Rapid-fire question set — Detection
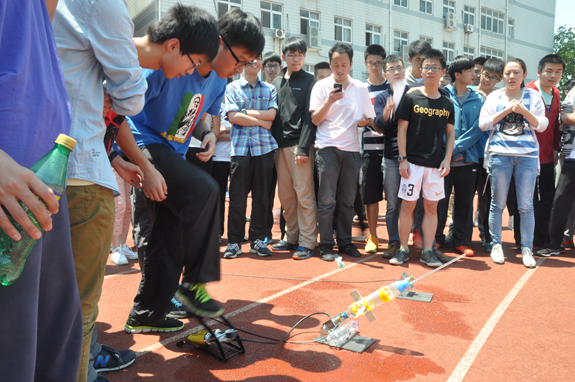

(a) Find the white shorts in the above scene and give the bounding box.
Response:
[398,163,445,201]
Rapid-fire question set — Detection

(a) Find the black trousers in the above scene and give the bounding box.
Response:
[436,164,478,246]
[227,150,275,243]
[476,159,492,243]
[549,160,575,248]
[130,144,221,324]
[515,162,556,247]
[266,165,286,239]
[211,161,230,237]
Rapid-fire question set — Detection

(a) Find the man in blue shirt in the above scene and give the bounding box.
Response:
[223,55,278,259]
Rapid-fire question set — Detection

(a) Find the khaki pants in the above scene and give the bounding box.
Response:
[275,146,317,249]
[67,185,115,382]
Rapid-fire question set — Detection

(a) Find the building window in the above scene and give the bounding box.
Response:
[420,0,432,14]
[261,1,282,29]
[481,8,505,34]
[303,64,313,74]
[442,41,455,63]
[300,10,320,35]
[394,0,407,6]
[335,17,352,43]
[217,0,241,19]
[394,30,408,53]
[420,36,433,45]
[508,19,515,38]
[463,5,475,26]
[366,24,382,46]
[480,46,504,59]
[463,46,475,58]
[443,0,455,17]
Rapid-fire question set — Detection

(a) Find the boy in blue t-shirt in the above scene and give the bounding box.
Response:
[123,9,266,333]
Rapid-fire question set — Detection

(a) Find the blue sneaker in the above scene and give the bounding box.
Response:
[485,242,493,253]
[293,246,314,260]
[250,239,272,257]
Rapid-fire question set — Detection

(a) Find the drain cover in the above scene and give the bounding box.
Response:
[397,290,434,303]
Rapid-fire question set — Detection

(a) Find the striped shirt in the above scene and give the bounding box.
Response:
[226,76,278,157]
[489,90,538,158]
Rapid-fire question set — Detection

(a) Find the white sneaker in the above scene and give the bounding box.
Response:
[120,244,138,260]
[490,244,505,264]
[522,247,536,268]
[111,247,128,265]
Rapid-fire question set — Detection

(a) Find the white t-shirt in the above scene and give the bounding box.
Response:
[310,76,375,152]
[213,117,233,162]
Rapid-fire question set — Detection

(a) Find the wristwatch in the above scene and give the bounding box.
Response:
[240,109,247,114]
[397,155,407,162]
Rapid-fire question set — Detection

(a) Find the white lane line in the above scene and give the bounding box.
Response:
[135,254,380,357]
[446,257,546,382]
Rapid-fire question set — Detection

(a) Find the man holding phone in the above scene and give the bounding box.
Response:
[310,42,375,261]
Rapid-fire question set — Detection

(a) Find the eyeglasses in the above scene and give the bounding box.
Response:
[285,53,304,60]
[482,73,501,82]
[422,66,443,72]
[385,65,405,73]
[265,65,280,70]
[222,37,254,68]
[366,61,383,68]
[186,53,201,69]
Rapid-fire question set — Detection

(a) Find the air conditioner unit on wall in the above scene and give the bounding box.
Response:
[274,29,286,39]
[444,12,456,31]
[307,26,321,48]
[464,23,474,33]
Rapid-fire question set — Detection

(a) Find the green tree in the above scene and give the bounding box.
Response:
[554,25,575,99]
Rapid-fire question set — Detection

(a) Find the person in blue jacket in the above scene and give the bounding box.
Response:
[435,55,485,256]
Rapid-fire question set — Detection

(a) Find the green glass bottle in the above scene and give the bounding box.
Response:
[0,134,76,286]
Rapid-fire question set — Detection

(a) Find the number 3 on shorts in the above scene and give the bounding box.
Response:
[406,184,414,196]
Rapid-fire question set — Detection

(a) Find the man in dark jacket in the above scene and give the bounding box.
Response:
[271,37,318,260]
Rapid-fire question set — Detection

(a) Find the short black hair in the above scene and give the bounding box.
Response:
[314,61,330,76]
[448,55,475,82]
[364,44,386,61]
[383,54,403,70]
[538,54,566,72]
[473,56,487,66]
[482,58,504,76]
[263,52,281,66]
[283,36,307,55]
[329,42,353,62]
[565,78,575,92]
[218,8,265,58]
[147,4,219,61]
[408,40,432,58]
[420,49,446,69]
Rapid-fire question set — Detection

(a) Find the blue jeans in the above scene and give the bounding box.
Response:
[488,155,538,249]
[383,158,401,245]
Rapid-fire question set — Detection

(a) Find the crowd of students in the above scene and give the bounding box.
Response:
[1,1,572,381]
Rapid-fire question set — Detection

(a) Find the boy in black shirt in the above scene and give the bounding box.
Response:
[392,49,455,268]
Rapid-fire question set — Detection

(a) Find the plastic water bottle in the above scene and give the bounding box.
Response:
[341,279,412,319]
[0,134,76,286]
[326,320,359,347]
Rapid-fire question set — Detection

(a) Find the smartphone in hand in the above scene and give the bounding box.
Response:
[334,83,343,93]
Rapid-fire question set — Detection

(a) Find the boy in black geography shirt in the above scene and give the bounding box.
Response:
[391,49,455,268]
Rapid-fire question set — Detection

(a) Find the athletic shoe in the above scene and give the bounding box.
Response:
[433,246,457,263]
[223,243,242,259]
[535,248,551,257]
[320,246,335,262]
[444,234,454,248]
[124,316,184,334]
[561,239,574,249]
[175,283,225,318]
[293,246,314,260]
[490,244,505,264]
[272,240,298,251]
[250,239,272,257]
[110,247,128,265]
[390,248,410,265]
[412,231,423,249]
[364,236,379,253]
[339,243,361,257]
[166,298,193,319]
[120,244,139,260]
[522,247,536,268]
[93,344,136,372]
[420,250,441,268]
[548,248,561,256]
[485,242,493,253]
[383,244,400,259]
[455,245,475,257]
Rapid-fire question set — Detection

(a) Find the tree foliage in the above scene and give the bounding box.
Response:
[554,25,575,98]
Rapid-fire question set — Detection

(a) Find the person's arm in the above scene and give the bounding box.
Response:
[0,150,58,241]
[246,109,276,121]
[479,91,502,131]
[115,120,167,201]
[515,92,548,132]
[296,77,318,161]
[440,122,455,177]
[311,88,343,125]
[397,119,410,179]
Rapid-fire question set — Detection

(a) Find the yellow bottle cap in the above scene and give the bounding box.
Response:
[55,134,76,152]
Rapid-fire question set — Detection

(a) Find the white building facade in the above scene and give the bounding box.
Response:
[127,0,556,83]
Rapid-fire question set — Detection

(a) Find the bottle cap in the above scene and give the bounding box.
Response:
[55,134,77,152]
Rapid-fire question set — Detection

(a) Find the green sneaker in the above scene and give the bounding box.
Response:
[175,283,225,318]
[124,316,184,334]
